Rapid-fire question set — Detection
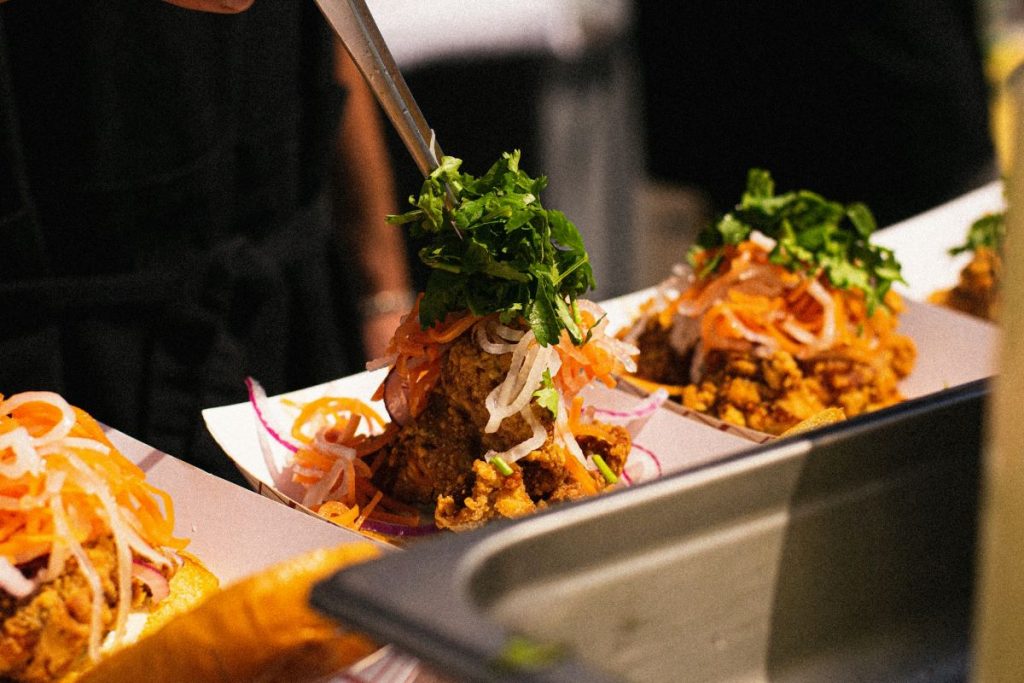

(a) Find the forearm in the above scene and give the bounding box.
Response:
[331,42,413,358]
[332,41,412,298]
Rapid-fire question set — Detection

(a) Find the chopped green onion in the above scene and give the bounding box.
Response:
[592,454,618,484]
[492,635,564,672]
[491,456,514,477]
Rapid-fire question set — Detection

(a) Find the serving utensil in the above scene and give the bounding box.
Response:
[314,0,444,177]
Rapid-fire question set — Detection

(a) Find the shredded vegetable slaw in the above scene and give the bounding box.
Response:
[621,170,917,436]
[248,381,431,538]
[0,392,186,662]
[639,238,909,371]
[248,296,647,538]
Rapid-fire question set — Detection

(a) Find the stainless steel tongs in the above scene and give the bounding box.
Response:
[314,0,444,177]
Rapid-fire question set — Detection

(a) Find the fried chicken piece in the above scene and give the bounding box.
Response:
[679,345,916,436]
[435,460,537,531]
[373,333,554,504]
[929,247,1001,321]
[0,537,119,683]
[435,424,630,531]
[375,329,630,529]
[633,322,691,387]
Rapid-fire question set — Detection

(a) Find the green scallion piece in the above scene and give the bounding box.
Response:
[491,456,514,477]
[592,454,618,484]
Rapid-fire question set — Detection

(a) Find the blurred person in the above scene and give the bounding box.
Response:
[0,0,413,484]
[635,0,997,228]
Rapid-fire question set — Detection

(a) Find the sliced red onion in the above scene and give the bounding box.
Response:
[302,453,348,509]
[343,644,422,683]
[0,557,35,599]
[245,377,300,453]
[131,560,170,603]
[805,278,837,349]
[625,442,663,482]
[382,367,410,427]
[359,517,441,538]
[365,353,398,372]
[484,334,557,434]
[591,389,669,423]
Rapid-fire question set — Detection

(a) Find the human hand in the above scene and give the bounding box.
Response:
[162,0,254,12]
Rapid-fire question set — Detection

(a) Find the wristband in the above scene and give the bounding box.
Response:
[358,289,416,319]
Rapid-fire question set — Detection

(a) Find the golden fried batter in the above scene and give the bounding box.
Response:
[0,537,118,683]
[633,324,691,387]
[679,343,916,435]
[373,329,630,530]
[929,247,1001,321]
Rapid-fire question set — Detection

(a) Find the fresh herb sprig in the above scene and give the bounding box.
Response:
[949,212,1005,256]
[687,168,904,313]
[387,151,595,346]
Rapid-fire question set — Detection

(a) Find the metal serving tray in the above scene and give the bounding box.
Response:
[312,380,987,682]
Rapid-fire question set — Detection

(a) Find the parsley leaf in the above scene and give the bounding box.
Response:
[949,212,1005,256]
[689,169,905,313]
[388,151,595,346]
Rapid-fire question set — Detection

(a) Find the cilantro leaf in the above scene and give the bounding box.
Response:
[690,168,905,313]
[388,151,595,345]
[949,212,1005,256]
[532,369,560,416]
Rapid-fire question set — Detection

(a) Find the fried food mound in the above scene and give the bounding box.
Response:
[632,297,917,436]
[0,538,119,683]
[929,247,1001,321]
[372,332,630,531]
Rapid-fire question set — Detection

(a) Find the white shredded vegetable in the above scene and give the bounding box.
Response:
[0,391,175,663]
[483,330,560,433]
[484,405,547,464]
[473,300,638,476]
[0,557,35,599]
[301,455,349,509]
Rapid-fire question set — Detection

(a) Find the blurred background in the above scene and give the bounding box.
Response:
[368,0,1024,300]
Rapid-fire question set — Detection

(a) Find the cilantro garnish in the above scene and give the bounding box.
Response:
[949,212,1005,256]
[387,151,595,346]
[532,369,560,417]
[687,169,905,313]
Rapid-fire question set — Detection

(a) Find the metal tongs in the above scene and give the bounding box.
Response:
[314,0,444,177]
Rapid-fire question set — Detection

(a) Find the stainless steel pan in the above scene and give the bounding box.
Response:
[313,380,987,682]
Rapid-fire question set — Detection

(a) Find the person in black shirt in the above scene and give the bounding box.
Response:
[635,1,997,227]
[0,0,412,484]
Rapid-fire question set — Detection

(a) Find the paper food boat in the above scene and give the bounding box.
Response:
[602,293,999,443]
[106,426,384,586]
[203,181,1002,523]
[202,369,753,533]
[597,181,1003,443]
[873,179,1005,301]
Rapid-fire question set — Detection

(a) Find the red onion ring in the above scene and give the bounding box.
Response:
[626,442,663,480]
[245,377,300,453]
[131,560,170,603]
[381,368,411,427]
[590,389,669,423]
[359,517,441,538]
